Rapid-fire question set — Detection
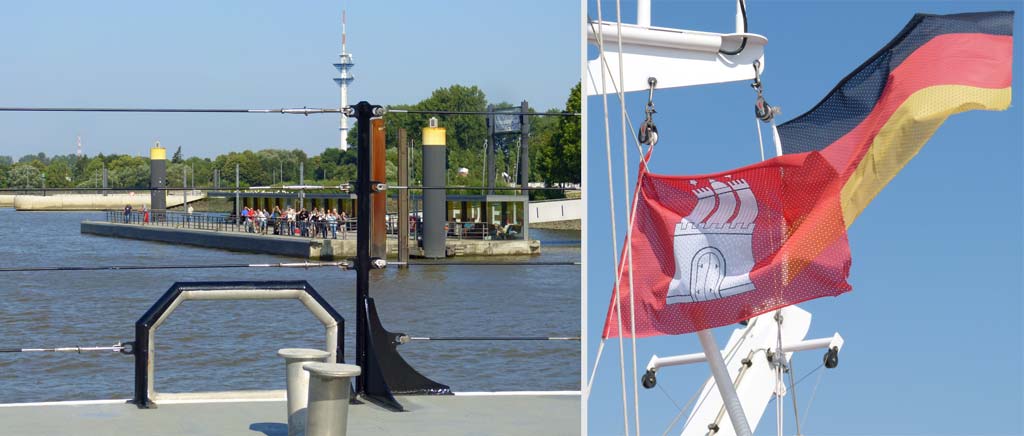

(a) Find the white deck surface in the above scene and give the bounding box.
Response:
[0,393,580,435]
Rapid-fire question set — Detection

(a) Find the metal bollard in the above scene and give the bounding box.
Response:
[303,362,362,436]
[278,348,332,436]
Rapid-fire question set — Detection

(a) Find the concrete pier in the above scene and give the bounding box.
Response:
[80,221,540,259]
[13,193,204,211]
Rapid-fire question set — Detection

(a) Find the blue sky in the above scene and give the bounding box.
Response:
[0,0,579,158]
[586,1,1022,435]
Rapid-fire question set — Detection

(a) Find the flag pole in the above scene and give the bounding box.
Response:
[696,329,753,436]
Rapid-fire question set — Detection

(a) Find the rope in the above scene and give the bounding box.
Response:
[593,1,631,433]
[613,0,642,433]
[800,362,826,430]
[775,312,784,436]
[585,19,650,174]
[584,339,606,401]
[788,353,803,436]
[755,117,766,162]
[771,119,784,157]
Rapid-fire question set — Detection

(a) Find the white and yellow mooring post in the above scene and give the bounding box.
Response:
[149,142,167,220]
[422,118,447,258]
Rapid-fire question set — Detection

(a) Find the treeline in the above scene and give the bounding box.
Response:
[0,83,581,197]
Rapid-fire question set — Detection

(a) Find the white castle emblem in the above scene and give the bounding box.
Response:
[666,178,758,304]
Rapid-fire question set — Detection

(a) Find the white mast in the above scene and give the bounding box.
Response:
[333,10,355,151]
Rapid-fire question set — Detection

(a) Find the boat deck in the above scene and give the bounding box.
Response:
[0,392,579,435]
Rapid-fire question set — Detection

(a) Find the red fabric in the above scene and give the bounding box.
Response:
[603,152,853,338]
[819,33,1013,176]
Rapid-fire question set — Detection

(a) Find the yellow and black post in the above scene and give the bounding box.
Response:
[422,118,447,258]
[149,142,167,221]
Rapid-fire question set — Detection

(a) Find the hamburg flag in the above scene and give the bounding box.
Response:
[603,11,1013,338]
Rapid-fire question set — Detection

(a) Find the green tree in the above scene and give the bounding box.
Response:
[538,83,581,186]
[44,160,73,188]
[172,146,183,163]
[9,163,42,188]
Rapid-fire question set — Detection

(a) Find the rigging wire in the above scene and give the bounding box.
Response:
[0,261,579,274]
[0,106,582,117]
[0,186,579,193]
[613,1,642,433]
[0,107,341,114]
[671,319,760,435]
[800,361,826,430]
[593,1,632,434]
[584,340,606,401]
[584,19,651,173]
[385,109,580,117]
[788,352,803,436]
[581,23,654,417]
[0,261,350,273]
[401,336,579,342]
[660,378,709,436]
[0,343,129,354]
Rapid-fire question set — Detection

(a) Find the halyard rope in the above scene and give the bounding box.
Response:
[593,1,631,433]
[613,0,643,433]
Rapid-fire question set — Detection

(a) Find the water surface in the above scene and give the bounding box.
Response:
[0,209,580,403]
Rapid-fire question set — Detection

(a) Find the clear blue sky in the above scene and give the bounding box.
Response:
[0,0,579,158]
[586,1,1022,435]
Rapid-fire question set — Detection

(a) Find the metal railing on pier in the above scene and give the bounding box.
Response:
[105,210,525,241]
[105,210,359,239]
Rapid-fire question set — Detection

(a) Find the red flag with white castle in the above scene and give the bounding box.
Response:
[602,151,853,338]
[602,11,1013,338]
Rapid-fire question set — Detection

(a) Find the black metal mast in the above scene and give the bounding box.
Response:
[352,101,377,394]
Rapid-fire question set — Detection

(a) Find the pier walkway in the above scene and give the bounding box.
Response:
[81,221,540,259]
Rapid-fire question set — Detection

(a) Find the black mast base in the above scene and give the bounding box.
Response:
[359,297,452,412]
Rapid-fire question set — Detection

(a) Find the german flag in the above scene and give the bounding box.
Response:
[777,11,1014,226]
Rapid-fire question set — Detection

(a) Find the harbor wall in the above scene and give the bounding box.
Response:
[528,199,581,230]
[81,221,539,259]
[0,195,14,208]
[81,221,311,258]
[15,193,205,211]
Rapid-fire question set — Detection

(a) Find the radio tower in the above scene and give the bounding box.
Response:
[333,10,355,151]
[76,135,83,157]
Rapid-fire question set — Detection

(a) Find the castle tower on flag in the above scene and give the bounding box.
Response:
[333,11,355,151]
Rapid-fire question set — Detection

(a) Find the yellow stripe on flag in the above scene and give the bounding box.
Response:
[841,85,1011,226]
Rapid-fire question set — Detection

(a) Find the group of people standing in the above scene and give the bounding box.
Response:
[240,206,349,239]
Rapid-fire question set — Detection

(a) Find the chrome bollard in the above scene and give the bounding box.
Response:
[303,362,362,436]
[278,348,332,436]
